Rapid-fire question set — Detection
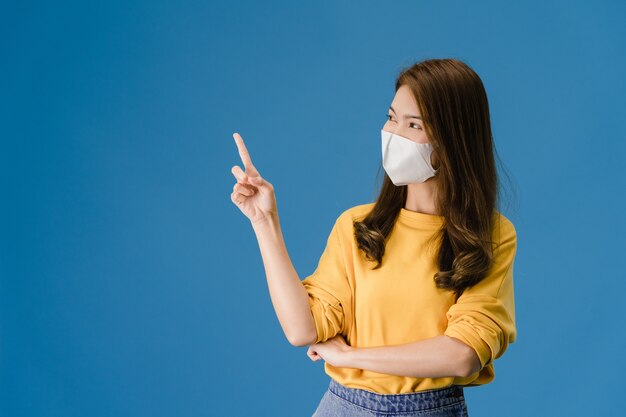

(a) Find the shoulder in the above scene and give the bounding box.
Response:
[332,205,517,240]
[336,202,376,225]
[492,210,517,246]
[328,202,375,240]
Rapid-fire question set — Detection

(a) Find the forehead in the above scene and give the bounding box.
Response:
[390,84,420,115]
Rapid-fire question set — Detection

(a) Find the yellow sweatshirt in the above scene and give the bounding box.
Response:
[301,202,517,394]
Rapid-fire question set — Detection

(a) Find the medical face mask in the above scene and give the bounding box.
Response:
[381,129,439,185]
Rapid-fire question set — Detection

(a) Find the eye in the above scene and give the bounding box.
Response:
[386,114,396,122]
[410,123,423,130]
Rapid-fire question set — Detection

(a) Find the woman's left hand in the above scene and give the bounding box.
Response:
[307,334,354,368]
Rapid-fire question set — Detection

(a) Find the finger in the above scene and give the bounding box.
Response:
[232,187,252,201]
[234,181,257,193]
[249,175,273,191]
[231,165,250,183]
[231,191,245,206]
[233,133,260,175]
[231,166,265,191]
[307,350,321,361]
[234,182,256,196]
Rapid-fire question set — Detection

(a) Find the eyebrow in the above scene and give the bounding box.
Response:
[389,106,422,120]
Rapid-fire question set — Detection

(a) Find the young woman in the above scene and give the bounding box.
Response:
[230,58,517,417]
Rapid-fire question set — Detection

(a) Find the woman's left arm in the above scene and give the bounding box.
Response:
[308,334,480,378]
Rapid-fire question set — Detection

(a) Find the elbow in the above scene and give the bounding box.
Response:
[445,335,483,377]
[458,346,483,377]
[287,329,317,347]
[288,335,311,347]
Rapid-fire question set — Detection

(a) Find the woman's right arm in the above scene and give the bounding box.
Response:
[251,213,318,346]
[230,132,316,347]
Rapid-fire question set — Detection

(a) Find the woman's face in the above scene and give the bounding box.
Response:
[382,84,439,169]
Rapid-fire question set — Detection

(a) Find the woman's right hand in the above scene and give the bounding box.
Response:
[230,132,278,225]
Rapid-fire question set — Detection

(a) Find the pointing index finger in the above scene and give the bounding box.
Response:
[233,132,254,169]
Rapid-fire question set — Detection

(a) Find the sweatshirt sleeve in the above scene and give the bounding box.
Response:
[301,215,352,345]
[444,216,518,370]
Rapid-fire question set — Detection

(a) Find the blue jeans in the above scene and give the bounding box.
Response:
[311,378,469,417]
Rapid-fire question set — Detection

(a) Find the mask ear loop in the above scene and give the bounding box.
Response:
[422,145,439,175]
[428,145,440,174]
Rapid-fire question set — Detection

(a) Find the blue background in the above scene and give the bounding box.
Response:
[2,0,625,416]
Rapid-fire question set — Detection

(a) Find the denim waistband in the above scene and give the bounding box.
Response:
[328,378,465,413]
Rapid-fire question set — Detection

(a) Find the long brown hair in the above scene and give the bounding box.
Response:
[354,58,517,300]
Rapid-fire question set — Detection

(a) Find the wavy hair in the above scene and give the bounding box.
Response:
[353,58,517,300]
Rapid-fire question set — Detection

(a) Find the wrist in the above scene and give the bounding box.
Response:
[342,346,358,368]
[251,211,279,228]
[251,212,281,241]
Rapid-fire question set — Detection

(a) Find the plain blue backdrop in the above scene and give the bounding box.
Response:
[2,0,625,416]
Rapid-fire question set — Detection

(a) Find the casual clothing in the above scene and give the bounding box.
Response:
[302,202,517,394]
[312,378,469,417]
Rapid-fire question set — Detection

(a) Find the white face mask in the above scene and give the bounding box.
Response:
[381,129,439,185]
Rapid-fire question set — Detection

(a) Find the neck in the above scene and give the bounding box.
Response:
[405,178,439,216]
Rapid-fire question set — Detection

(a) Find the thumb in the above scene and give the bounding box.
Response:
[249,176,263,185]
